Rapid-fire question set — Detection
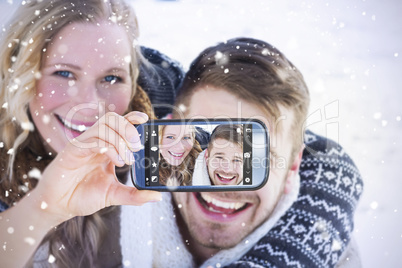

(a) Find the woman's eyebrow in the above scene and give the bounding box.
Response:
[104,67,129,74]
[164,133,177,136]
[44,63,81,70]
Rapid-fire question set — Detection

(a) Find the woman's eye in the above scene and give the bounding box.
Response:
[54,70,73,78]
[183,136,192,140]
[104,75,122,84]
[166,136,175,140]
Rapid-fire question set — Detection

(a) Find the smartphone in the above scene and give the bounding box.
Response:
[131,118,269,191]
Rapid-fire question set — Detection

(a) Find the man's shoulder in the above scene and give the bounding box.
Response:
[300,130,363,197]
[227,130,363,268]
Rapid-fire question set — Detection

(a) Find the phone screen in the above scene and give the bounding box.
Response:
[131,119,269,191]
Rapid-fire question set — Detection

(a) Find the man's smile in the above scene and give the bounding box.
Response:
[194,192,251,219]
[215,172,238,184]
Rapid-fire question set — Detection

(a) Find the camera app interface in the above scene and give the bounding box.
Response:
[141,123,253,187]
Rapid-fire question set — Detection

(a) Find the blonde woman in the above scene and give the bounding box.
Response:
[0,0,182,266]
[158,125,202,186]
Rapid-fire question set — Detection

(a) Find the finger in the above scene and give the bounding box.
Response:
[95,123,134,166]
[103,112,143,152]
[106,184,162,207]
[67,112,143,165]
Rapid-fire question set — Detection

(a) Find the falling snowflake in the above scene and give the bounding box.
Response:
[41,201,48,210]
[24,237,35,246]
[124,55,131,64]
[48,254,56,263]
[178,104,186,113]
[331,239,342,251]
[21,121,34,131]
[28,168,42,179]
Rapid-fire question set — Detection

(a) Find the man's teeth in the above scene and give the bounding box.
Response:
[60,117,89,132]
[218,173,235,180]
[200,193,245,210]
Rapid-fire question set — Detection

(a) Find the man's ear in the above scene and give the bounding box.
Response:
[284,144,304,194]
[204,148,209,162]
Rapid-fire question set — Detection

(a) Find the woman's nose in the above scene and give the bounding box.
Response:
[78,81,100,103]
[173,140,186,151]
[70,81,103,117]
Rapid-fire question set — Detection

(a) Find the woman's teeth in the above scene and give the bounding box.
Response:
[59,116,90,132]
[200,192,245,210]
[169,151,184,157]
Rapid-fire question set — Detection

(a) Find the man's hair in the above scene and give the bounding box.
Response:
[174,37,310,160]
[207,124,243,155]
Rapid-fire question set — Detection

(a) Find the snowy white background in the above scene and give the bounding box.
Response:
[1,0,401,267]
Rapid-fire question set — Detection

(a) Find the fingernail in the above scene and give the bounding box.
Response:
[136,112,149,121]
[130,141,143,151]
[127,112,148,122]
[117,155,125,165]
[129,134,140,144]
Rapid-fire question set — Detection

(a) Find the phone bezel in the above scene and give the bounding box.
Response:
[130,118,269,192]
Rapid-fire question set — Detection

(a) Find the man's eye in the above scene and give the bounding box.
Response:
[104,75,122,84]
[54,70,73,78]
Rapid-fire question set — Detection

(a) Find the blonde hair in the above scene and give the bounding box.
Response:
[0,0,153,266]
[0,0,144,168]
[158,125,202,186]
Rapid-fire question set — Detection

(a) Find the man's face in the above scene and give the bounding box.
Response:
[173,87,297,251]
[206,139,243,185]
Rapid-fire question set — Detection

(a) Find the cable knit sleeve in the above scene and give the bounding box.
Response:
[227,130,364,268]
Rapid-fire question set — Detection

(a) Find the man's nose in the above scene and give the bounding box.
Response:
[220,159,233,172]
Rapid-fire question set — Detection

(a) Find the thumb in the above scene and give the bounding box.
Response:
[124,111,149,125]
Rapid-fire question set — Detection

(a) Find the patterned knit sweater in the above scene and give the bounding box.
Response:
[228,130,363,268]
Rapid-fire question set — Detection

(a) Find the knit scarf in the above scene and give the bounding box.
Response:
[120,174,300,267]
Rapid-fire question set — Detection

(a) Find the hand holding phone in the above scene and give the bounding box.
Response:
[131,118,269,191]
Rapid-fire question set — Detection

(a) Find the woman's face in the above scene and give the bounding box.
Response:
[160,125,195,166]
[29,21,133,153]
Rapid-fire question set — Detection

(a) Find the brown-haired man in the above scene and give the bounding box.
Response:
[122,37,363,267]
[193,124,244,186]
